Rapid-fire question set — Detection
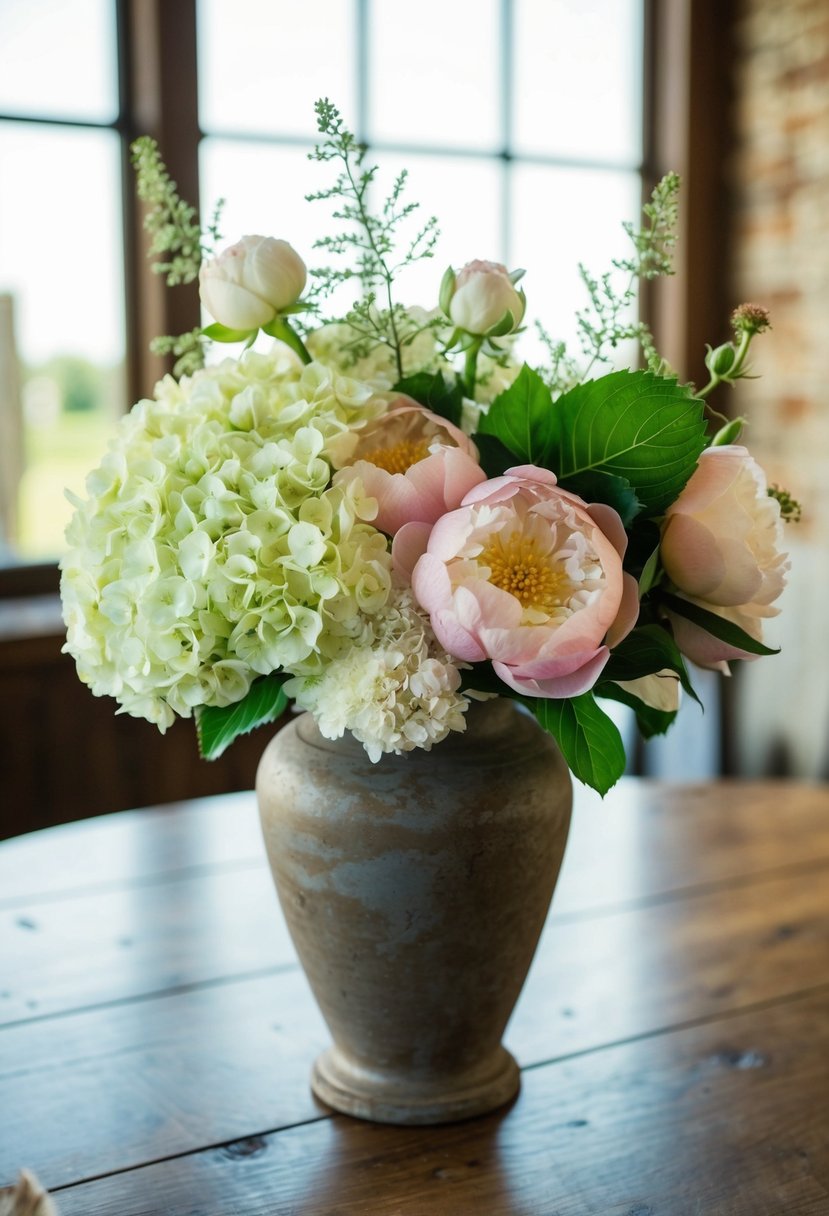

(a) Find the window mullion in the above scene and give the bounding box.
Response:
[117,0,202,406]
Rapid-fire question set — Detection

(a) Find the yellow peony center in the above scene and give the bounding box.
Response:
[362,438,432,475]
[480,533,570,614]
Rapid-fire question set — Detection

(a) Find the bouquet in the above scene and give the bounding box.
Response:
[60,101,796,795]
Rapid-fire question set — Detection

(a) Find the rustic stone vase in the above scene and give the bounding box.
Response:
[256,697,572,1125]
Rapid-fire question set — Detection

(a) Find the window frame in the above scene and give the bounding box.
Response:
[1,0,729,612]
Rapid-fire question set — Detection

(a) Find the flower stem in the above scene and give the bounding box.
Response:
[697,330,752,401]
[269,318,312,365]
[463,339,482,398]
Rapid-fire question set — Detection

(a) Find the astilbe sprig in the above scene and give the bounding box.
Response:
[575,170,681,377]
[131,136,225,374]
[305,99,441,378]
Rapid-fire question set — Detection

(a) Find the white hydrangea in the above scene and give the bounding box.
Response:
[284,586,469,761]
[306,307,450,390]
[60,352,393,729]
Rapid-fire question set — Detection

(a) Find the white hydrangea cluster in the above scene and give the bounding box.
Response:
[60,351,393,730]
[284,586,470,761]
[307,307,449,390]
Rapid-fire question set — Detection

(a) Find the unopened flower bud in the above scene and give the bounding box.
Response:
[200,236,307,331]
[710,416,745,446]
[705,342,737,377]
[445,260,526,337]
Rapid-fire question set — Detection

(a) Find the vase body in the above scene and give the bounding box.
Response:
[256,698,572,1125]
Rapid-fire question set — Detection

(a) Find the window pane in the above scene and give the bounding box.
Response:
[197,0,356,138]
[509,165,641,365]
[201,137,356,323]
[201,138,322,267]
[0,0,117,123]
[368,0,500,151]
[0,124,125,561]
[513,0,642,165]
[372,153,503,306]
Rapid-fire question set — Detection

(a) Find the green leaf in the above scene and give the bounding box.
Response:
[478,364,556,463]
[557,469,642,527]
[530,693,626,796]
[637,543,661,595]
[393,370,464,428]
[661,592,780,657]
[549,370,707,515]
[195,675,290,761]
[595,682,678,739]
[602,623,701,704]
[202,322,258,343]
[472,432,516,478]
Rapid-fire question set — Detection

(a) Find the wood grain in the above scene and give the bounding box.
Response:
[2,782,828,1210]
[2,857,827,1186]
[50,985,829,1216]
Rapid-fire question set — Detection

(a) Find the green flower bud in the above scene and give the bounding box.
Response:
[705,343,737,377]
[710,416,746,446]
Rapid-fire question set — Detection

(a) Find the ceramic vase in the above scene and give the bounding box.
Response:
[256,697,572,1125]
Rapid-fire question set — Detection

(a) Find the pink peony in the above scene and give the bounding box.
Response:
[333,400,486,537]
[660,445,788,671]
[411,466,639,698]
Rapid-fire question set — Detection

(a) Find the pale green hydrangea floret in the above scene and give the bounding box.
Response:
[60,352,392,729]
[284,585,469,761]
[307,307,448,390]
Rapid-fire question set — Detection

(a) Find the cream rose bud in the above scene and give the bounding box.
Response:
[660,445,788,670]
[199,236,307,331]
[446,260,525,336]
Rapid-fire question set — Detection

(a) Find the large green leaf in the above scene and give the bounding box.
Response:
[195,675,289,760]
[477,364,556,463]
[661,592,779,657]
[531,693,626,796]
[549,370,707,515]
[393,371,464,428]
[602,623,701,704]
[556,469,642,527]
[472,433,516,478]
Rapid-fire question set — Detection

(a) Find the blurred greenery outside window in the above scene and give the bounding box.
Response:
[0,0,643,569]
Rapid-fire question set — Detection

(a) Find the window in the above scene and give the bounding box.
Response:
[0,0,645,568]
[0,0,125,563]
[198,0,644,364]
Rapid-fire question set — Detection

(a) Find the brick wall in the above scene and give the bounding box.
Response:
[728,0,829,776]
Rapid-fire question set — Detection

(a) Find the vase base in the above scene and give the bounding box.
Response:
[311,1044,520,1126]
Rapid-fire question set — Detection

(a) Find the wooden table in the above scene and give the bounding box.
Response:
[2,780,828,1214]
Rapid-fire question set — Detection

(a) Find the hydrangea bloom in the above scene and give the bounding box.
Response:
[284,586,469,761]
[60,353,393,728]
[306,308,448,390]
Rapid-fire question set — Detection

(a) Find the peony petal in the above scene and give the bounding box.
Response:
[200,278,274,330]
[666,446,747,517]
[392,521,433,583]
[665,606,750,671]
[606,572,640,648]
[493,647,610,698]
[661,513,728,599]
[587,503,628,560]
[411,551,453,615]
[432,608,488,662]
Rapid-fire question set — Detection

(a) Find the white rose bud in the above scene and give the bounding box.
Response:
[443,260,526,337]
[199,235,307,331]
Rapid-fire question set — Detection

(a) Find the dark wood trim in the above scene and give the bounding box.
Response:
[117,0,202,405]
[647,0,736,393]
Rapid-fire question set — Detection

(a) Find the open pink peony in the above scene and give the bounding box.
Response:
[410,466,639,698]
[332,399,486,536]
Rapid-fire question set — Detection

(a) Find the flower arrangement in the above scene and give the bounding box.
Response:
[60,101,796,794]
